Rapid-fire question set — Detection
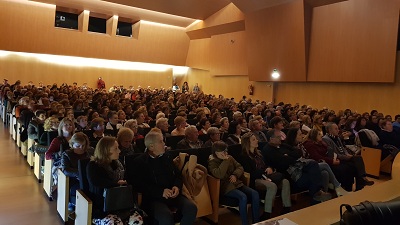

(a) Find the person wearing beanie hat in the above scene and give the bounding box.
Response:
[208,141,260,225]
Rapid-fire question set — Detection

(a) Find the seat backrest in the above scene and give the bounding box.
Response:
[391,153,400,181]
[198,134,210,143]
[124,153,144,188]
[228,144,242,162]
[166,135,185,150]
[135,138,146,153]
[358,131,374,147]
[47,130,58,146]
[78,158,91,194]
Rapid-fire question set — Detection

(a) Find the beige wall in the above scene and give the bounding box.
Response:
[245,0,307,82]
[0,0,190,66]
[307,0,399,82]
[0,54,173,89]
[275,53,400,117]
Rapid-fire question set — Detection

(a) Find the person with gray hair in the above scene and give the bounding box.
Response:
[203,127,222,148]
[116,128,135,163]
[132,131,198,225]
[176,125,203,149]
[322,122,373,190]
[156,117,170,137]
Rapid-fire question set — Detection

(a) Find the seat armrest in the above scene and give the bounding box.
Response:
[206,175,220,223]
[57,169,69,222]
[75,190,92,225]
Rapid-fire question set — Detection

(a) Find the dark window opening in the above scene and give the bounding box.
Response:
[55,11,78,30]
[116,21,133,37]
[88,16,106,34]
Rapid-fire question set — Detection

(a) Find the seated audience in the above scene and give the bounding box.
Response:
[198,118,211,135]
[27,110,46,142]
[105,111,122,136]
[155,117,170,138]
[208,141,260,225]
[39,116,59,145]
[378,119,400,158]
[226,121,242,145]
[133,110,150,129]
[269,116,287,140]
[117,128,135,164]
[240,133,291,220]
[75,115,89,132]
[323,122,374,189]
[302,129,353,193]
[61,132,91,211]
[124,119,144,141]
[202,127,221,148]
[132,132,197,225]
[249,119,268,142]
[263,130,332,203]
[176,125,203,149]
[88,118,105,147]
[171,116,186,136]
[87,136,143,225]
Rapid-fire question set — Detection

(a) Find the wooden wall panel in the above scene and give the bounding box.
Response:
[307,0,399,82]
[245,0,307,82]
[210,31,248,76]
[182,69,273,102]
[185,39,211,70]
[0,54,172,89]
[0,1,189,66]
[186,3,244,31]
[275,53,400,117]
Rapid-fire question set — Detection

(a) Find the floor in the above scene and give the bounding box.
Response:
[0,120,388,225]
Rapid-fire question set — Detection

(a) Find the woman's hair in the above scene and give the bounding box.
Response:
[207,127,220,136]
[269,116,283,128]
[228,121,239,134]
[289,121,301,128]
[90,117,104,129]
[174,116,186,126]
[241,132,260,157]
[93,136,117,165]
[58,117,75,136]
[199,118,209,128]
[124,119,138,129]
[117,127,134,143]
[220,117,229,126]
[307,129,320,142]
[69,132,90,150]
[76,115,87,123]
[43,116,58,131]
[285,127,300,147]
[107,110,117,119]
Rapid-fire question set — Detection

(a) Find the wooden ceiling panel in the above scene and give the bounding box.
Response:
[304,0,348,7]
[231,0,296,13]
[107,0,231,20]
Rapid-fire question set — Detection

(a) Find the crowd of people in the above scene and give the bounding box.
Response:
[1,79,399,225]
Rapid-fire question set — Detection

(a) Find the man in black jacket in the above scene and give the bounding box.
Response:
[132,131,197,225]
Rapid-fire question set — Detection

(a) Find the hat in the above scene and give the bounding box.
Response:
[212,141,228,153]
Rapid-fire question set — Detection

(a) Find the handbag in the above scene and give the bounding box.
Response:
[263,172,284,184]
[103,185,135,212]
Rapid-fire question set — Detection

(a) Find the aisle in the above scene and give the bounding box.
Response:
[0,122,61,225]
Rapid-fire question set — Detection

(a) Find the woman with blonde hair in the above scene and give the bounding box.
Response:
[87,136,143,225]
[239,132,291,220]
[39,116,59,145]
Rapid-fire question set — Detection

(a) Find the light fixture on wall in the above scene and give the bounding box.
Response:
[271,68,280,79]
